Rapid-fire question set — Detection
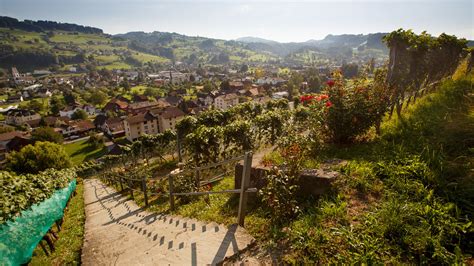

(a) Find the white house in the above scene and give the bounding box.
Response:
[60,104,97,118]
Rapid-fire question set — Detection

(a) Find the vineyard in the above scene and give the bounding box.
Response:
[0,28,473,264]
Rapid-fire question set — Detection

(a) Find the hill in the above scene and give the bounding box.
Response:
[0,17,170,72]
[115,31,279,65]
[0,16,397,71]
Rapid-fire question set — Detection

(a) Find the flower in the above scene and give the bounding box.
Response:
[325,101,333,108]
[318,94,329,101]
[300,95,315,103]
[327,80,335,87]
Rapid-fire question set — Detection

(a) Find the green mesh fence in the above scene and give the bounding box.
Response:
[0,179,76,266]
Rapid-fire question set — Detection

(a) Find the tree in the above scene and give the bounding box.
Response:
[6,141,72,174]
[307,75,321,93]
[121,79,130,91]
[63,91,77,105]
[144,87,160,98]
[87,132,104,149]
[26,99,44,113]
[341,63,359,78]
[88,90,107,106]
[71,109,88,120]
[31,127,64,144]
[50,95,65,115]
[240,64,249,73]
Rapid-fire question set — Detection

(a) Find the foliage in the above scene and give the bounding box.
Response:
[383,29,467,116]
[50,95,65,115]
[255,110,287,145]
[31,127,64,144]
[87,131,104,149]
[86,90,107,106]
[71,109,88,120]
[185,125,223,165]
[260,135,308,224]
[0,168,77,223]
[7,141,72,174]
[304,71,389,143]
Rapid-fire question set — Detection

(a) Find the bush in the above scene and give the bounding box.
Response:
[31,127,64,144]
[0,168,76,223]
[303,71,389,143]
[87,132,104,149]
[260,136,307,224]
[6,141,72,174]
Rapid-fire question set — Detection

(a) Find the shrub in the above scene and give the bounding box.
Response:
[6,141,72,174]
[304,71,389,143]
[31,127,64,144]
[260,136,307,224]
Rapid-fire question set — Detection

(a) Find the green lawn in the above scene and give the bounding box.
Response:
[64,139,106,166]
[30,180,85,265]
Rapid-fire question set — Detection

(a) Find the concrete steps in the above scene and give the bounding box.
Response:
[82,179,256,265]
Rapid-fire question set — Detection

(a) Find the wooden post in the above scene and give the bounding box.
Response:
[177,135,182,163]
[168,174,175,211]
[129,179,134,199]
[237,152,252,226]
[142,175,149,207]
[195,168,201,191]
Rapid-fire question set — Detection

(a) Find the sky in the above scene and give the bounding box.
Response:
[1,0,472,42]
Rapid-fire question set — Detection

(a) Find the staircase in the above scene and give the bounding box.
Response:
[81,179,256,265]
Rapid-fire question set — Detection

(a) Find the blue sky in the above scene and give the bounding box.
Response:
[1,0,472,42]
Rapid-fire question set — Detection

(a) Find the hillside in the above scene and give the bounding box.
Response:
[1,16,392,71]
[0,17,170,72]
[115,31,279,65]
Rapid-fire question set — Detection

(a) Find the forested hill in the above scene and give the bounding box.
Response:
[0,16,103,34]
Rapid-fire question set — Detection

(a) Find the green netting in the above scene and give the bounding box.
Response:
[0,179,76,266]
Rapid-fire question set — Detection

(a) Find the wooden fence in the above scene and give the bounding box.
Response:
[102,152,256,227]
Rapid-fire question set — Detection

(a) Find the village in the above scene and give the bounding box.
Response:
[0,64,339,166]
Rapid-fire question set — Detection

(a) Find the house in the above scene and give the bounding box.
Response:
[214,93,239,110]
[197,91,217,106]
[6,95,23,103]
[6,136,34,152]
[155,98,172,109]
[41,116,70,127]
[0,131,27,147]
[5,109,41,126]
[127,101,161,115]
[123,111,160,141]
[133,94,149,102]
[253,96,272,105]
[164,96,183,107]
[272,91,289,99]
[37,88,52,98]
[156,107,185,132]
[103,98,129,113]
[103,117,125,138]
[60,120,95,138]
[59,104,96,118]
[229,81,244,90]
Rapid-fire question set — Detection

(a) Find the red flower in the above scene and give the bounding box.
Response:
[325,101,333,108]
[319,94,329,100]
[327,80,335,87]
[300,95,315,103]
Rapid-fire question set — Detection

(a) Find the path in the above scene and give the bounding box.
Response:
[81,179,256,265]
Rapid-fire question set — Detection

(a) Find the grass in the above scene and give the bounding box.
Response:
[30,180,85,265]
[64,139,107,166]
[91,74,474,263]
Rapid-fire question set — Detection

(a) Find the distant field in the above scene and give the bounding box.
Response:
[64,139,106,165]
